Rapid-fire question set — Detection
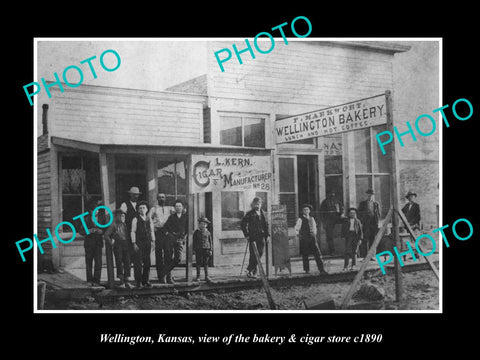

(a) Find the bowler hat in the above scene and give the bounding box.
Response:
[366,189,375,194]
[198,217,211,224]
[347,207,358,213]
[405,191,417,199]
[302,203,313,211]
[127,186,142,194]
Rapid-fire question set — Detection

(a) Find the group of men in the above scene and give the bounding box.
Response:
[84,186,188,288]
[83,185,422,285]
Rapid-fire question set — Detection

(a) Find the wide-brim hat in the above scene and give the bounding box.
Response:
[366,189,375,194]
[127,186,142,194]
[405,191,417,199]
[301,203,313,211]
[198,217,211,224]
[347,207,358,213]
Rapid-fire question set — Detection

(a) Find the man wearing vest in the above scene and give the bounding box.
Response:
[148,192,175,284]
[319,189,345,256]
[120,186,141,234]
[358,189,381,258]
[241,197,269,279]
[131,201,155,289]
[294,204,328,275]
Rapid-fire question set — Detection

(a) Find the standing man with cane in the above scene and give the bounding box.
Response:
[241,197,269,279]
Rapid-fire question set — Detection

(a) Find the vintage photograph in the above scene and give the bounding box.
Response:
[34,38,440,311]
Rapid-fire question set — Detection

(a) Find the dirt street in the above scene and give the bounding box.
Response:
[47,269,439,311]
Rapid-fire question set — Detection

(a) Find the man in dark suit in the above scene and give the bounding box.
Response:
[358,189,381,258]
[319,190,344,255]
[241,197,269,279]
[402,191,421,230]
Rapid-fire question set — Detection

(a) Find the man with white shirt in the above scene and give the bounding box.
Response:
[148,193,175,283]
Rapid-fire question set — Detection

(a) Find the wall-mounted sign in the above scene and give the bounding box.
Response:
[275,94,387,144]
[192,155,272,193]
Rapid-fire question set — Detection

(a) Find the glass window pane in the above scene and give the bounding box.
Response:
[84,157,101,195]
[374,175,391,218]
[220,116,242,146]
[279,193,297,227]
[244,117,265,148]
[62,195,82,231]
[324,135,343,175]
[325,176,344,207]
[115,155,145,171]
[157,161,176,195]
[354,128,372,173]
[175,161,187,195]
[62,155,84,195]
[355,175,372,207]
[279,158,295,193]
[372,125,390,173]
[221,192,244,231]
[255,192,268,212]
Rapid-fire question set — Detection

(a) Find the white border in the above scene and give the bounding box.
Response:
[33,37,442,314]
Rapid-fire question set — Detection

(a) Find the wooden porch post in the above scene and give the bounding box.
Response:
[385,90,403,302]
[99,151,115,289]
[186,155,194,283]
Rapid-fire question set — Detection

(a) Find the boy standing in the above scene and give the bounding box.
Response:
[131,201,155,289]
[341,208,363,271]
[193,217,213,283]
[104,209,132,289]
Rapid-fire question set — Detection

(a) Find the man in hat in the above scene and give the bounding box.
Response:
[241,197,269,279]
[358,189,381,258]
[120,186,142,234]
[163,199,188,284]
[104,208,132,288]
[81,199,105,286]
[294,204,327,275]
[131,200,155,289]
[148,193,175,283]
[193,217,213,283]
[402,191,421,230]
[319,190,344,255]
[341,208,363,271]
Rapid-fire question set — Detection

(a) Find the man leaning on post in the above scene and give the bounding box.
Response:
[241,197,269,279]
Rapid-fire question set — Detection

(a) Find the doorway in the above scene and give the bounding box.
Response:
[297,155,319,214]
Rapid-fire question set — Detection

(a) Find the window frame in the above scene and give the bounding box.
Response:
[219,112,267,149]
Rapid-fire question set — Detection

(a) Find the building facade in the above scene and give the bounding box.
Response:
[36,40,439,276]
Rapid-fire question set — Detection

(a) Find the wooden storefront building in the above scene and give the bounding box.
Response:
[37,41,438,278]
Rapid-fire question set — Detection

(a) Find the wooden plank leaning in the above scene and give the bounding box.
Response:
[340,208,393,309]
[397,209,439,280]
[251,241,276,310]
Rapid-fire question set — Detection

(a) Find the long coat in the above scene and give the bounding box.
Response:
[402,202,421,227]
[358,199,380,228]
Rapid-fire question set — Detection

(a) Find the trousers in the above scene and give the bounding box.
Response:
[300,235,325,273]
[84,239,102,283]
[132,241,151,285]
[154,228,168,280]
[195,248,211,277]
[164,235,185,276]
[247,237,265,275]
[113,240,131,280]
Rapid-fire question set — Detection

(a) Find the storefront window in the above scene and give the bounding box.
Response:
[354,125,390,218]
[278,157,297,227]
[220,114,266,148]
[61,154,102,232]
[221,191,245,231]
[157,160,187,206]
[325,134,343,203]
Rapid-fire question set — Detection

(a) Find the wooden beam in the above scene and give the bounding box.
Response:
[251,241,276,310]
[99,152,115,289]
[340,208,392,309]
[397,210,439,280]
[186,156,194,283]
[385,90,403,302]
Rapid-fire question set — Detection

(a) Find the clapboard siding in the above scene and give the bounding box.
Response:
[208,41,394,106]
[47,85,207,146]
[37,151,51,237]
